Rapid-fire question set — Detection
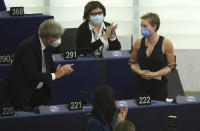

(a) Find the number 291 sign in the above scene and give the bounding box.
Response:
[64,50,78,60]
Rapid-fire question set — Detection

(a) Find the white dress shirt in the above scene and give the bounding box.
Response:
[89,22,116,55]
[36,38,56,89]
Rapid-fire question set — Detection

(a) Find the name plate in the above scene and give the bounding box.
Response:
[102,50,131,58]
[68,100,83,111]
[168,116,177,128]
[173,95,200,104]
[39,105,69,114]
[136,96,151,105]
[10,7,24,16]
[0,104,15,117]
[0,54,12,64]
[64,50,78,60]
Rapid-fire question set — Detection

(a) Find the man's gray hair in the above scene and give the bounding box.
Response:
[38,19,64,38]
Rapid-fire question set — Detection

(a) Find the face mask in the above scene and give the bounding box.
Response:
[141,28,151,37]
[51,38,61,48]
[90,14,104,25]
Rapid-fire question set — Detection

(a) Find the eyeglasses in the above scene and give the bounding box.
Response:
[90,11,103,16]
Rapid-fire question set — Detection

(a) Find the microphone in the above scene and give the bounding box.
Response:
[74,88,92,106]
[77,48,102,58]
[76,88,91,95]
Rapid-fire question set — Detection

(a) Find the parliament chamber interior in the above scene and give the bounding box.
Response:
[0,0,200,131]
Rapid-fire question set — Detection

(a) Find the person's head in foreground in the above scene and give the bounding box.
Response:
[88,85,128,130]
[113,120,136,131]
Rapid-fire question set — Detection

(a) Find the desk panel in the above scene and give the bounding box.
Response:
[0,53,184,105]
[0,15,54,53]
[51,56,134,105]
[0,100,200,131]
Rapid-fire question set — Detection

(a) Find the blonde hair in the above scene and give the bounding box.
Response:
[113,120,136,131]
[140,12,160,32]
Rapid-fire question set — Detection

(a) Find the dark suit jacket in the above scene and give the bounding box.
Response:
[76,21,121,54]
[6,35,56,107]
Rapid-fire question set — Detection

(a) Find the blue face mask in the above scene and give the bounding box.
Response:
[90,14,104,25]
[141,28,151,37]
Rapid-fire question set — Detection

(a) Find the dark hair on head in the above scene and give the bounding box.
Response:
[140,12,160,32]
[91,85,116,129]
[83,1,106,21]
[113,120,136,131]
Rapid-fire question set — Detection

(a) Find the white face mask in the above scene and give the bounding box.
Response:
[51,38,61,47]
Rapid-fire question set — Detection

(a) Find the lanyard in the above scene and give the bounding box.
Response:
[91,28,105,41]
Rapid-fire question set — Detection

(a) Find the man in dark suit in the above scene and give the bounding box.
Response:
[4,19,74,109]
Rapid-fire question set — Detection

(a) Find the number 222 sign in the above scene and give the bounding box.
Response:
[136,96,152,105]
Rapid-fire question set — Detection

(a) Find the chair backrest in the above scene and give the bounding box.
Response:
[56,28,78,53]
[166,68,185,98]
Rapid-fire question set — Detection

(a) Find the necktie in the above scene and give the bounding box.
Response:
[43,48,50,73]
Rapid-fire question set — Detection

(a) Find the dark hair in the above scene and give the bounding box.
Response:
[113,120,136,131]
[140,12,160,32]
[91,85,116,129]
[83,1,106,21]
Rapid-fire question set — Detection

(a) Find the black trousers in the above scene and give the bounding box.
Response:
[14,86,51,111]
[133,76,168,101]
[28,86,51,107]
[0,79,10,104]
